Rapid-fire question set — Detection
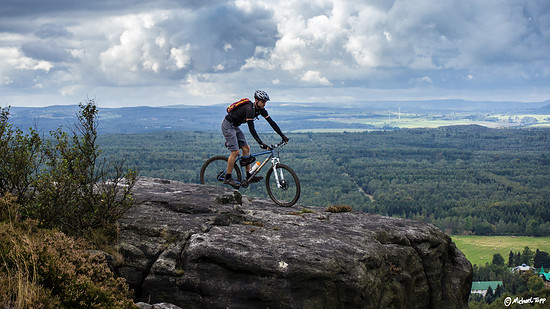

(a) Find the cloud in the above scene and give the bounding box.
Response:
[21,41,74,62]
[301,71,332,86]
[34,23,72,39]
[89,3,277,85]
[98,13,172,84]
[0,47,53,88]
[416,76,433,84]
[170,46,192,70]
[0,0,549,107]
[0,47,53,71]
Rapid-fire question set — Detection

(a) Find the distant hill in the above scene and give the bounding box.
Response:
[6,99,550,134]
[9,104,227,134]
[532,103,550,114]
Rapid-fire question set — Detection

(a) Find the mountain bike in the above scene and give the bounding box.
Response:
[200,141,300,207]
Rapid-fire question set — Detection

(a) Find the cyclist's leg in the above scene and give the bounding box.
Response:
[241,145,251,172]
[222,119,241,180]
[235,127,250,172]
[227,150,239,174]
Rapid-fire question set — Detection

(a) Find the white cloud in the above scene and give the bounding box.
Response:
[1,47,53,71]
[180,73,241,102]
[98,13,175,83]
[0,47,53,88]
[169,46,191,70]
[1,77,12,85]
[416,76,433,84]
[60,84,84,96]
[301,70,332,86]
[345,36,380,68]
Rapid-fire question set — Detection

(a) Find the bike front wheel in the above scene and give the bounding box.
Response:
[200,156,242,186]
[265,164,300,207]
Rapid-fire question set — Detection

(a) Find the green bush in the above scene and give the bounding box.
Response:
[0,107,41,206]
[1,101,137,240]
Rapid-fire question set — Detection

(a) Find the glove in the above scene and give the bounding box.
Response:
[260,143,271,150]
[281,135,289,143]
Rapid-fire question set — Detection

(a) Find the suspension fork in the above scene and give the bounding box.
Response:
[270,157,285,188]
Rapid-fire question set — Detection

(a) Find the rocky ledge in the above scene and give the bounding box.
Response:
[115,177,472,309]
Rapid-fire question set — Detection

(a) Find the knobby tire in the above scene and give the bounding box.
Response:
[265,163,300,207]
[200,156,242,186]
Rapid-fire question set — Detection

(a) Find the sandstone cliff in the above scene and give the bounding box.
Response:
[115,177,472,309]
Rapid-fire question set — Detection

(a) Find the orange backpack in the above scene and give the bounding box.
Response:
[226,98,251,113]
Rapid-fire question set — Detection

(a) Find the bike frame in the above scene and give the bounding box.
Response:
[232,142,286,187]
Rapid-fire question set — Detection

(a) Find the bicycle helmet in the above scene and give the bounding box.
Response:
[254,90,270,101]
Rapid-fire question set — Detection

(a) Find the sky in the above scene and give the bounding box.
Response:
[1,0,549,107]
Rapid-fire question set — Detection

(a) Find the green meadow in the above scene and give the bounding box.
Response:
[295,111,550,132]
[451,235,550,267]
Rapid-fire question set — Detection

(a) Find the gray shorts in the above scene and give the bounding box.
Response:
[222,118,248,151]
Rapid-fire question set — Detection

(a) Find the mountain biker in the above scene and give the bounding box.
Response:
[221,90,289,189]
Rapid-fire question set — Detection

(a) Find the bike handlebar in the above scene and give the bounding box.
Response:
[269,141,287,150]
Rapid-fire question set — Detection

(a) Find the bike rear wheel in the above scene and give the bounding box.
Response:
[265,163,300,207]
[200,156,242,186]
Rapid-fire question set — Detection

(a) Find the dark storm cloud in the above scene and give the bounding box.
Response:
[0,0,222,17]
[21,41,74,62]
[34,23,72,39]
[0,0,153,16]
[170,4,277,73]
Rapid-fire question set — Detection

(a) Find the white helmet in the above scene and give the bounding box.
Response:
[254,90,270,101]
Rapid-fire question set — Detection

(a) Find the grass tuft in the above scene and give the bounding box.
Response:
[325,205,352,213]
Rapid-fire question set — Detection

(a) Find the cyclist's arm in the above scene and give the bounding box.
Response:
[261,108,287,141]
[247,119,264,145]
[265,115,284,137]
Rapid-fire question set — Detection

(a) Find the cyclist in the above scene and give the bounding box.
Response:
[221,90,289,189]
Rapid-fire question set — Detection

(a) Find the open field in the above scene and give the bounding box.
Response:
[301,112,550,131]
[451,235,550,267]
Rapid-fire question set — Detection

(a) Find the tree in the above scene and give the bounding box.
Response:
[492,253,505,266]
[521,246,535,266]
[29,100,137,237]
[484,286,494,304]
[527,275,545,292]
[514,252,522,267]
[474,221,494,235]
[508,250,515,267]
[526,219,541,236]
[534,249,550,268]
[494,284,503,299]
[0,106,42,205]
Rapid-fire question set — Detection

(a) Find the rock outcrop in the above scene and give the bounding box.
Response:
[115,177,472,309]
